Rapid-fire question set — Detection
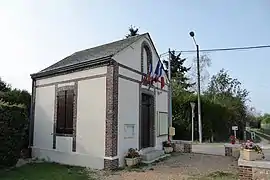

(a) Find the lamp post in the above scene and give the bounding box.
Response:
[189,31,202,143]
[190,102,195,142]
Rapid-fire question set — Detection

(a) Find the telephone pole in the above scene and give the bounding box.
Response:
[168,48,173,141]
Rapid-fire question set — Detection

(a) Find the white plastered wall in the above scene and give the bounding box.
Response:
[113,35,168,166]
[33,67,106,169]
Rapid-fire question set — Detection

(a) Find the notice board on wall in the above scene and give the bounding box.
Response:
[158,112,168,136]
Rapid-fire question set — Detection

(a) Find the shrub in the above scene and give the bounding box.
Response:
[262,117,270,124]
[124,148,140,158]
[0,100,28,168]
[162,141,173,147]
[241,140,265,159]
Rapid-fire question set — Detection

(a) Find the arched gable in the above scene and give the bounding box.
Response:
[140,41,153,74]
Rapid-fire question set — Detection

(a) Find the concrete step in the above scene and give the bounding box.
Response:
[141,150,168,164]
[139,147,155,154]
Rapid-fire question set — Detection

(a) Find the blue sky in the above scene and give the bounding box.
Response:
[0,0,269,113]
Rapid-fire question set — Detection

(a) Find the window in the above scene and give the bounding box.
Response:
[56,89,74,134]
[158,112,168,136]
[141,42,153,74]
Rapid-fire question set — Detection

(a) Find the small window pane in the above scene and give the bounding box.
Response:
[56,89,74,135]
[66,90,74,132]
[56,93,66,133]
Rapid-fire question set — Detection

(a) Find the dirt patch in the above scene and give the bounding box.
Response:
[100,153,238,180]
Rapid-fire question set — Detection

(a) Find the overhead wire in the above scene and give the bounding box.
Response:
[159,45,270,57]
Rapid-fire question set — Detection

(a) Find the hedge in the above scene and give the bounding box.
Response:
[262,117,270,124]
[0,101,28,168]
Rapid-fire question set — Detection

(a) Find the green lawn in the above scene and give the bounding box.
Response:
[0,162,238,180]
[188,171,238,180]
[0,163,95,180]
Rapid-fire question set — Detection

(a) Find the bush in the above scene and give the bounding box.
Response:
[262,117,270,124]
[0,101,28,168]
[0,89,31,117]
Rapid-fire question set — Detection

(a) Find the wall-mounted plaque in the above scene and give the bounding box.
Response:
[124,124,135,139]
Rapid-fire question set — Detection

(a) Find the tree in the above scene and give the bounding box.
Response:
[0,78,11,92]
[188,54,212,92]
[259,113,270,124]
[204,69,249,140]
[0,78,31,116]
[0,78,31,165]
[126,25,139,38]
[206,69,248,102]
[246,107,261,128]
[161,50,196,139]
[163,50,194,91]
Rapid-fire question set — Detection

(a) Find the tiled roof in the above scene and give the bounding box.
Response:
[40,33,147,73]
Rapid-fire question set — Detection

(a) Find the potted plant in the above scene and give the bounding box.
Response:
[230,135,236,144]
[163,141,173,153]
[124,148,140,167]
[241,140,264,161]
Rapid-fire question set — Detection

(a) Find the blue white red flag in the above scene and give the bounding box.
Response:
[142,63,154,85]
[154,61,165,89]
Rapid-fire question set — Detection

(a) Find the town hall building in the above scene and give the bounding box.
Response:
[30,33,169,169]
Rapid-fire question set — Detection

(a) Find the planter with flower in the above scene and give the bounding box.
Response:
[163,141,173,154]
[125,148,141,167]
[230,135,236,144]
[241,140,265,161]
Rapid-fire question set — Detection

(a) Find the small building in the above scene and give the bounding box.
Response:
[30,33,169,169]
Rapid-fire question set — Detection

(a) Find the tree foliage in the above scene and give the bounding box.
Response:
[126,25,139,38]
[205,69,248,102]
[0,78,31,167]
[0,101,28,168]
[171,55,251,141]
[188,54,211,92]
[163,51,194,91]
[0,78,11,92]
[0,79,31,116]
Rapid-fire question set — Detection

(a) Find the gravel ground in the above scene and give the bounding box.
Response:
[99,153,238,180]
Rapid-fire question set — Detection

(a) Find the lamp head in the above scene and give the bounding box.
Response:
[189,31,195,37]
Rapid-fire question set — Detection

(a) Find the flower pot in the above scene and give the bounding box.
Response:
[164,147,173,154]
[125,157,139,167]
[241,149,262,161]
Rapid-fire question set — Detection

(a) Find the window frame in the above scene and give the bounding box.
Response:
[56,87,75,135]
[157,111,169,136]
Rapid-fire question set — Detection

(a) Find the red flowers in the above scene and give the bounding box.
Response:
[230,135,236,144]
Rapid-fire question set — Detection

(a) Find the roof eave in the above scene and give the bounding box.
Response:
[31,55,113,79]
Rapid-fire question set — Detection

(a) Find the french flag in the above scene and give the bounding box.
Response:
[154,61,161,81]
[148,63,155,82]
[154,61,165,89]
[142,63,154,85]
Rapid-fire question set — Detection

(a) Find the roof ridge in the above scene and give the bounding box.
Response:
[37,33,149,74]
[74,33,147,55]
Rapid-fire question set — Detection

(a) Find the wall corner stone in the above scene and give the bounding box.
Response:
[104,62,119,169]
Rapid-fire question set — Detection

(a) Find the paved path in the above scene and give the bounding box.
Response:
[191,133,270,162]
[191,130,270,156]
[192,143,225,156]
[250,131,270,160]
[101,153,237,180]
[248,129,270,149]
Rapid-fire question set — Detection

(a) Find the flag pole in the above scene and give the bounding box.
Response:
[168,48,172,141]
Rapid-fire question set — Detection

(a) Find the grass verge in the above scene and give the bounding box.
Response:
[0,162,96,180]
[188,171,238,180]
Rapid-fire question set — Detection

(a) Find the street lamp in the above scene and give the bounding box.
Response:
[189,31,202,143]
[190,102,195,142]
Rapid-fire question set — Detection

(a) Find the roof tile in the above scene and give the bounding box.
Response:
[40,33,147,73]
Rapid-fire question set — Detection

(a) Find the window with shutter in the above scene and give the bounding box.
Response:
[56,89,74,134]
